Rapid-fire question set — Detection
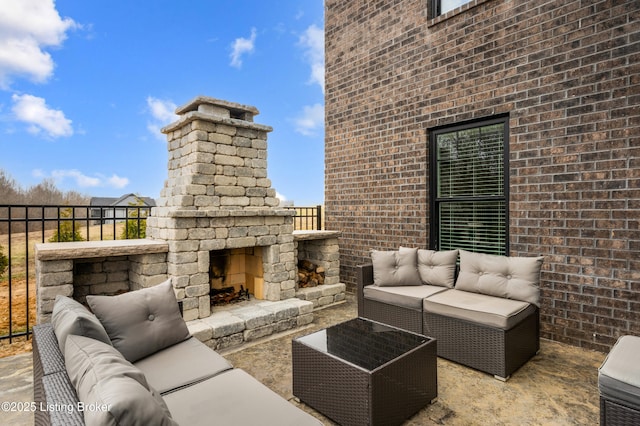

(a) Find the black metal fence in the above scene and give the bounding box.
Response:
[291,205,323,231]
[0,204,322,343]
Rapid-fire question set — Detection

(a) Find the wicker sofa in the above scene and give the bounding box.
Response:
[33,280,321,426]
[357,248,543,380]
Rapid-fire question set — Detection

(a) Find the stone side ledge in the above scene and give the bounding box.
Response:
[293,230,342,241]
[35,239,169,261]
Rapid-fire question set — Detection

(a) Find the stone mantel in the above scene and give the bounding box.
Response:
[157,207,296,218]
[35,239,169,261]
[293,230,342,241]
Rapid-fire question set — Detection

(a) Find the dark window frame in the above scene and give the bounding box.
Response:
[430,0,473,19]
[429,114,510,254]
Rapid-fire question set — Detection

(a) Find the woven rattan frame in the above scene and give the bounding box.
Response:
[600,395,640,425]
[423,308,539,379]
[292,319,437,426]
[33,324,84,426]
[363,299,423,334]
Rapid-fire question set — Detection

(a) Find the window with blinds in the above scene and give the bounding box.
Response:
[430,117,508,255]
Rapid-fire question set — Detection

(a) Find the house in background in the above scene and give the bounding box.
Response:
[324,0,639,352]
[89,193,156,224]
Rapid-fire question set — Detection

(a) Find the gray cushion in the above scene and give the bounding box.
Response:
[454,250,544,307]
[363,284,449,310]
[87,279,190,363]
[599,335,640,407]
[134,336,233,394]
[417,249,458,287]
[64,335,176,426]
[423,289,536,330]
[51,295,112,356]
[163,369,323,426]
[371,247,421,287]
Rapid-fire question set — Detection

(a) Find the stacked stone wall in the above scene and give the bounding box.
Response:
[35,240,169,323]
[325,0,640,351]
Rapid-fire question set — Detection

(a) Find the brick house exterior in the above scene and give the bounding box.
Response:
[325,0,639,351]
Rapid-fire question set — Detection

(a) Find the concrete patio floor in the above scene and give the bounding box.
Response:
[1,294,606,425]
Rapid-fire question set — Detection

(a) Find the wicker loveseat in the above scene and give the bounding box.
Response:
[33,280,321,426]
[357,248,544,380]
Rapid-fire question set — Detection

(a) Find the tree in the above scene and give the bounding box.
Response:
[120,196,148,239]
[0,244,8,278]
[49,208,85,242]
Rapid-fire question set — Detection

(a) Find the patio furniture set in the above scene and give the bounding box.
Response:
[32,245,640,426]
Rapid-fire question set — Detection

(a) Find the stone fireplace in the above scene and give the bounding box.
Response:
[146,96,298,321]
[35,95,345,350]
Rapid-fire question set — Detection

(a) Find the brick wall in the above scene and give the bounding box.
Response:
[325,0,640,351]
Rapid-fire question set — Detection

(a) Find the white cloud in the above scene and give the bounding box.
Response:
[107,174,129,188]
[0,0,78,88]
[11,93,73,138]
[299,24,324,93]
[146,96,177,140]
[51,169,101,187]
[230,28,257,68]
[42,169,129,189]
[276,192,294,206]
[294,103,324,136]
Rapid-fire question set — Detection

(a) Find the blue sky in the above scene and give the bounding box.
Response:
[0,0,325,206]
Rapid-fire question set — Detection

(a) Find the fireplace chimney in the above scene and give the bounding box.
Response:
[155,96,279,210]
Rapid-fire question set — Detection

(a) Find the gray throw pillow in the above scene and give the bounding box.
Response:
[371,247,421,286]
[65,335,176,426]
[51,295,112,356]
[455,250,544,306]
[417,249,459,288]
[86,279,189,363]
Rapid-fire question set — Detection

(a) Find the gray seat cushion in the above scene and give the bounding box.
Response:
[364,284,449,310]
[599,335,640,407]
[134,337,233,395]
[423,289,536,330]
[163,369,323,426]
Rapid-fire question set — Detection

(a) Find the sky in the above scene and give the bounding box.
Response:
[0,0,325,206]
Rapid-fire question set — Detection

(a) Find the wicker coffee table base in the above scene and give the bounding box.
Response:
[292,324,437,426]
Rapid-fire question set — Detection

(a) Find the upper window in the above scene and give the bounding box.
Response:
[434,0,472,17]
[430,116,509,255]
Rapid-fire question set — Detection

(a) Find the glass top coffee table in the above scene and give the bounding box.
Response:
[292,317,437,426]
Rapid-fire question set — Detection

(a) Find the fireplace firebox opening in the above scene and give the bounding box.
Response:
[209,248,265,305]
